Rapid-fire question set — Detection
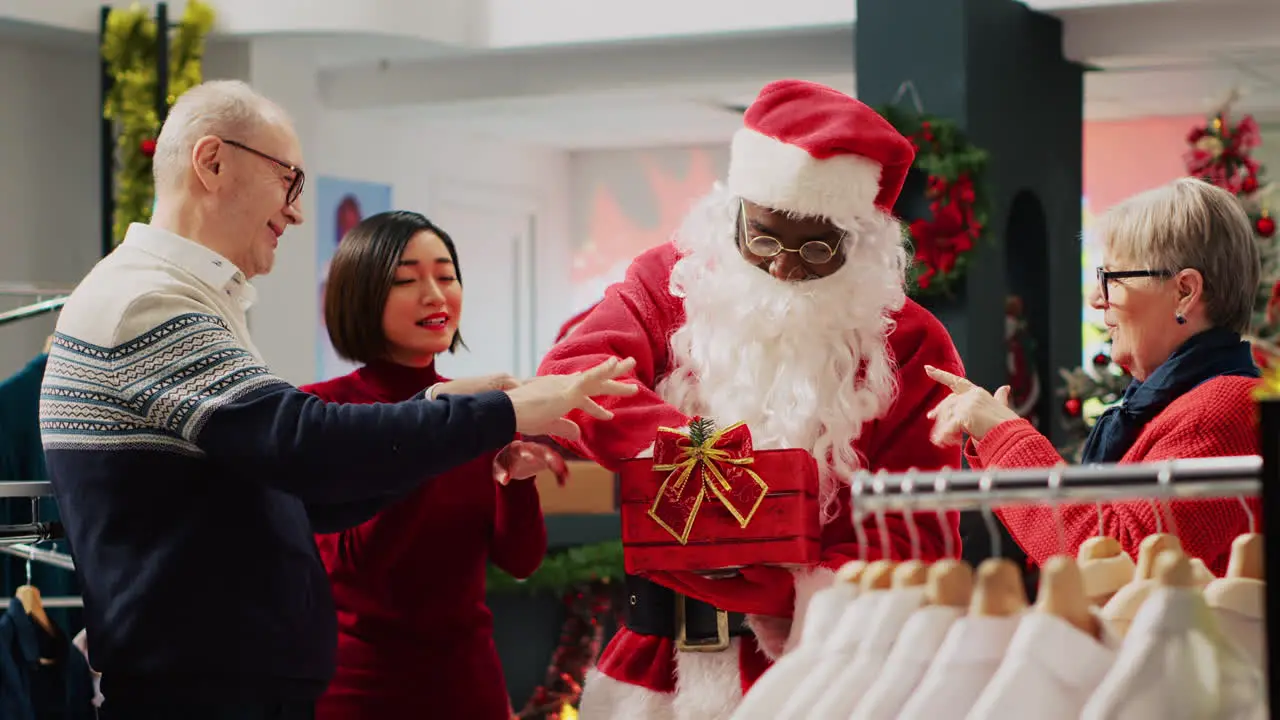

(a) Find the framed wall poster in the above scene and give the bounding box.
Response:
[315,176,393,381]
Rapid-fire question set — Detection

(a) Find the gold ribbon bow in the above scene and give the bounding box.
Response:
[647,421,769,545]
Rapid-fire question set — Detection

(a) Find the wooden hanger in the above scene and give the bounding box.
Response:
[1101,534,1184,638]
[860,559,898,592]
[1077,535,1135,606]
[1154,549,1197,587]
[970,558,1028,617]
[42,335,53,354]
[1036,555,1101,638]
[1226,533,1264,580]
[15,585,54,635]
[1134,533,1182,579]
[892,559,929,589]
[925,559,974,608]
[836,559,869,586]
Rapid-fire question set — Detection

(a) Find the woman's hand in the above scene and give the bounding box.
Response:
[493,440,569,486]
[430,374,521,398]
[924,365,1019,447]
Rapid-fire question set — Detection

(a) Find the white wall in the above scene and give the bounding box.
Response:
[199,39,577,385]
[0,37,101,379]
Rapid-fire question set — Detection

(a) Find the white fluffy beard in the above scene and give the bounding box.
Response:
[657,183,909,523]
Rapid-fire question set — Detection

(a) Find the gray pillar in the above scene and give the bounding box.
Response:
[857,0,1085,447]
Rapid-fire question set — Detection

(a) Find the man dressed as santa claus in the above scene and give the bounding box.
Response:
[538,79,966,720]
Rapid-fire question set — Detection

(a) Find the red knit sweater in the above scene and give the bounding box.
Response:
[301,361,546,720]
[967,375,1262,576]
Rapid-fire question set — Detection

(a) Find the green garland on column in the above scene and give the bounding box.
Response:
[101,1,215,247]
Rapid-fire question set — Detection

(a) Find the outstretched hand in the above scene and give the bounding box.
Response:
[505,357,640,441]
[924,364,1019,447]
[493,440,568,486]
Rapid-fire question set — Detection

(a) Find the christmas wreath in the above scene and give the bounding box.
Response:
[101,0,215,247]
[876,103,992,298]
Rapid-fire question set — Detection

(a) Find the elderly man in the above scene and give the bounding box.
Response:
[538,79,965,719]
[40,80,635,718]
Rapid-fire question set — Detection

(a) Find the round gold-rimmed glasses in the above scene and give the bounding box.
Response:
[739,200,839,264]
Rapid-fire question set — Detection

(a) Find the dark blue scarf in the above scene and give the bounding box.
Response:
[1080,328,1259,464]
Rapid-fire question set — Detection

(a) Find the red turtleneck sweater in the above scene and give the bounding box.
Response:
[301,361,547,720]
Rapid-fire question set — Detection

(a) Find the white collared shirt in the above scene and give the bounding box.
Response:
[967,610,1120,720]
[810,586,927,718]
[1082,586,1266,720]
[850,604,965,720]
[117,223,262,359]
[895,612,1022,720]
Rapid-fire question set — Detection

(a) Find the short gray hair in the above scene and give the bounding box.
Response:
[152,79,291,191]
[1098,176,1261,334]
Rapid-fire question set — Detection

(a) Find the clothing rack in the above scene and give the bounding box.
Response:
[850,455,1261,512]
[846,395,1280,716]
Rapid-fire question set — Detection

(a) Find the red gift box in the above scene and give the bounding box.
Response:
[618,419,821,574]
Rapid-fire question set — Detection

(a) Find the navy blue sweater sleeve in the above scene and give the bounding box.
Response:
[108,294,516,505]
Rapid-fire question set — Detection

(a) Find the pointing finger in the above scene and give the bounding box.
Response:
[924,365,974,394]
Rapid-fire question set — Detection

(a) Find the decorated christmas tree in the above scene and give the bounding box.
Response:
[1056,91,1278,459]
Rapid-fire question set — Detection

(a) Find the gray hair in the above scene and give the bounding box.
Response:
[152,79,291,191]
[1098,176,1261,334]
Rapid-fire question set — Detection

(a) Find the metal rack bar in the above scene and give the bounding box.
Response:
[0,522,63,546]
[0,297,67,326]
[0,482,56,499]
[0,544,75,572]
[850,455,1260,512]
[0,595,82,608]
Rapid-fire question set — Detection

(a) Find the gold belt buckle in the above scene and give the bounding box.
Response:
[674,594,731,653]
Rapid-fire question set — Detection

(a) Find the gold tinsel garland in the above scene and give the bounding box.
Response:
[101,1,215,247]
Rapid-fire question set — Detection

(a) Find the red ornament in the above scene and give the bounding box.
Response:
[139,138,157,158]
[1063,397,1083,418]
[1092,352,1110,367]
[1257,216,1276,238]
[1242,175,1259,194]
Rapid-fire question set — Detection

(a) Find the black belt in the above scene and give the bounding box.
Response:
[623,574,749,652]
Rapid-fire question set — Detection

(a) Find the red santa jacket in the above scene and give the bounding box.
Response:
[969,375,1262,576]
[539,243,965,620]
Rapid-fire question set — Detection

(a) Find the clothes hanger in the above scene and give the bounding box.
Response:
[1035,468,1102,638]
[808,475,932,719]
[1100,463,1184,637]
[1077,502,1135,606]
[773,478,897,720]
[42,334,53,354]
[970,479,1027,617]
[924,470,974,608]
[14,552,58,666]
[1202,497,1266,668]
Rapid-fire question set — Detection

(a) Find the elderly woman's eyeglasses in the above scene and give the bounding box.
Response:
[739,200,839,265]
[222,139,305,206]
[1096,267,1173,304]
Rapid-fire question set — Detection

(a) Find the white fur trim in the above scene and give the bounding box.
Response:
[728,128,883,220]
[673,642,745,720]
[580,669,676,720]
[579,647,744,720]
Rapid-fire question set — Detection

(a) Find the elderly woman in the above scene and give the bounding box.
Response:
[926,177,1262,575]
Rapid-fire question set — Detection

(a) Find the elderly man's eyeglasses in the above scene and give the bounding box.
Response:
[1096,267,1173,304]
[739,200,839,265]
[222,139,305,206]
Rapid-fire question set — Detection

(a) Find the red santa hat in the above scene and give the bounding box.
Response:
[727,79,916,222]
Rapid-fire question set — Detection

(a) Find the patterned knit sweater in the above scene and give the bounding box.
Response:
[38,224,517,705]
[967,375,1262,576]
